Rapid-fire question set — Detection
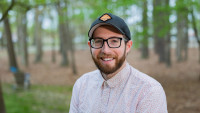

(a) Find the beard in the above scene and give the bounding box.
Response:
[91,49,126,75]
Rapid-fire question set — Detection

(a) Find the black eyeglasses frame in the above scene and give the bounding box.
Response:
[89,37,127,49]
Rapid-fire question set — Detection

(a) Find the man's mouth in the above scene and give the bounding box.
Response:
[102,58,114,61]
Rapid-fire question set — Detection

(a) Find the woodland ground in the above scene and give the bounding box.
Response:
[0,48,200,113]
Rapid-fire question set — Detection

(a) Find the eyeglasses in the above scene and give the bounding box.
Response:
[89,37,127,49]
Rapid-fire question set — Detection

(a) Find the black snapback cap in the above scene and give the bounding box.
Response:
[88,13,131,40]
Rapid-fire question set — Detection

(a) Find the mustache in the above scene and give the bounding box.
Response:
[97,53,116,59]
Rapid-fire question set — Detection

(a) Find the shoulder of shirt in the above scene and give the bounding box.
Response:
[129,66,162,88]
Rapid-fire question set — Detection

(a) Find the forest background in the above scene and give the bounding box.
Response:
[0,0,200,113]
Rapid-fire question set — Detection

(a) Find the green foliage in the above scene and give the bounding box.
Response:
[3,84,73,113]
[0,0,199,49]
[0,0,10,11]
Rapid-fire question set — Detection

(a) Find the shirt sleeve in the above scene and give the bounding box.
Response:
[136,85,168,113]
[69,80,80,113]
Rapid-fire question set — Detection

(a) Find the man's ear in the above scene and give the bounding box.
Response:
[126,40,132,54]
[88,41,91,47]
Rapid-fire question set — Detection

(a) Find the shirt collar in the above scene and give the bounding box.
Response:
[99,62,131,88]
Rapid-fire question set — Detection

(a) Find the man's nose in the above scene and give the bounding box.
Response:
[101,41,111,53]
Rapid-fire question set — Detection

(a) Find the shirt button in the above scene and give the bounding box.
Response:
[104,81,108,86]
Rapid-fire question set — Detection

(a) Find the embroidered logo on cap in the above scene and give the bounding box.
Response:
[100,14,111,21]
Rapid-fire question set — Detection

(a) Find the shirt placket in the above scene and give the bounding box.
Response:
[101,81,110,113]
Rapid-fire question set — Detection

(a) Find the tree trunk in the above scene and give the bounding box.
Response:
[176,0,189,62]
[153,0,172,65]
[141,0,149,59]
[0,30,6,49]
[51,34,56,63]
[164,0,171,67]
[190,7,200,63]
[165,33,171,66]
[49,14,56,63]
[199,46,200,63]
[0,36,2,49]
[4,17,18,70]
[153,0,166,63]
[17,8,29,66]
[58,23,69,66]
[34,9,43,63]
[56,1,69,66]
[0,82,6,113]
[4,17,25,89]
[71,43,77,75]
[67,26,77,75]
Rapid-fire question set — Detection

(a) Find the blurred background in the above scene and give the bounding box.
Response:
[0,0,200,113]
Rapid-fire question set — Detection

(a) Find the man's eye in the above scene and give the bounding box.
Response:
[111,39,119,43]
[95,40,102,43]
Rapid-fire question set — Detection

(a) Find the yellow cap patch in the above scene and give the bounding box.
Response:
[100,14,111,21]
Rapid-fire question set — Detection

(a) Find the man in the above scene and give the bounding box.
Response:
[69,13,168,113]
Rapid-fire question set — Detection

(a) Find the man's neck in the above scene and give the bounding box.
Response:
[101,61,127,80]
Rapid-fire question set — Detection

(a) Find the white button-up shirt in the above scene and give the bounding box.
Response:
[69,63,168,113]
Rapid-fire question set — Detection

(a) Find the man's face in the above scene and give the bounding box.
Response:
[88,25,132,74]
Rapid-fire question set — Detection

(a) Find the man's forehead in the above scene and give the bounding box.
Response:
[93,25,122,35]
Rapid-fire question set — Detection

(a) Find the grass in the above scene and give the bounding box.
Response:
[2,84,73,113]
